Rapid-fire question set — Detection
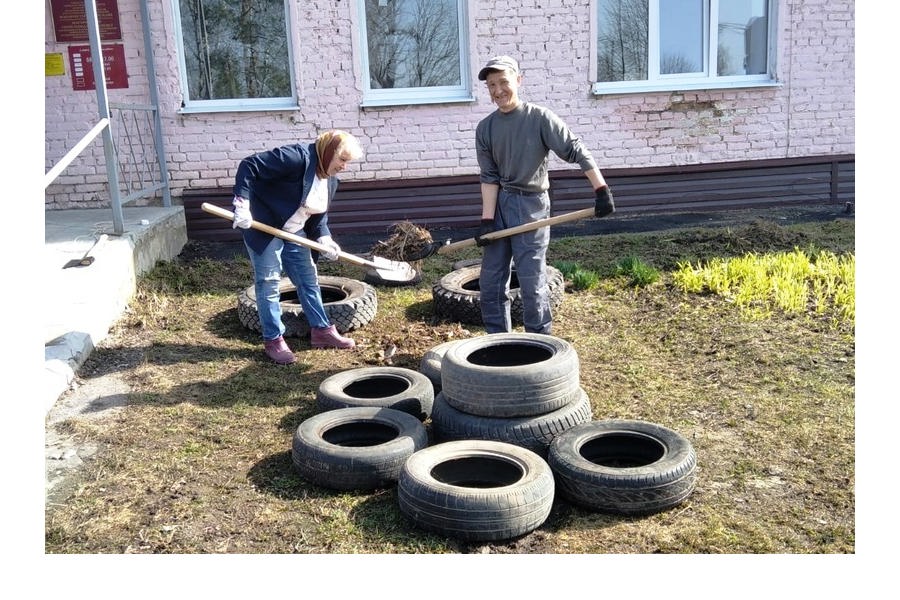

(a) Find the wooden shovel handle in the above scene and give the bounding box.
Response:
[438,207,595,254]
[200,202,380,269]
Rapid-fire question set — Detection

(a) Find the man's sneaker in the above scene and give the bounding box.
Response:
[263,336,296,364]
[311,325,356,350]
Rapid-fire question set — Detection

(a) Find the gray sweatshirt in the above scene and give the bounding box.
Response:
[475,102,598,194]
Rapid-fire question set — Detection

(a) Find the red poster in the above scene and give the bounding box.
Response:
[51,0,122,42]
[68,44,129,91]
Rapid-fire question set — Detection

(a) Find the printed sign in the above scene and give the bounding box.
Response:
[68,44,129,91]
[46,53,66,76]
[50,0,122,42]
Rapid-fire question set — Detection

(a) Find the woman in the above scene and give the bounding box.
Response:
[231,130,363,364]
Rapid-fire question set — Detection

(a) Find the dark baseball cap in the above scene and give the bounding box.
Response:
[478,55,519,81]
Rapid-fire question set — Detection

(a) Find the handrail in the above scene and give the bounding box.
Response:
[44,1,169,235]
[43,118,110,189]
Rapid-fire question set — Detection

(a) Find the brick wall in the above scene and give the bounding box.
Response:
[44,0,855,209]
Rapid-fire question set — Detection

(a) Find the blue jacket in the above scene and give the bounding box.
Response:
[233,143,339,255]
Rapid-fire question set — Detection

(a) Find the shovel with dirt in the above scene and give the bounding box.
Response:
[201,203,418,283]
[394,207,597,261]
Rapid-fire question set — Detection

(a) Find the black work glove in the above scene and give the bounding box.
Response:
[594,186,615,218]
[475,219,495,247]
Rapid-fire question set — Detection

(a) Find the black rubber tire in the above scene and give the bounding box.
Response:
[418,339,464,395]
[291,407,428,491]
[547,419,698,515]
[316,366,435,421]
[431,264,564,326]
[451,258,481,271]
[397,440,555,541]
[237,275,377,337]
[440,333,581,418]
[430,389,593,457]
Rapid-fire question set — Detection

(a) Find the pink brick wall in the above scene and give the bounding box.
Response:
[44,0,855,208]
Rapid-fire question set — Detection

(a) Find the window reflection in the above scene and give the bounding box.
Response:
[717,0,768,75]
[597,0,648,82]
[660,0,703,74]
[178,0,292,101]
[365,0,461,89]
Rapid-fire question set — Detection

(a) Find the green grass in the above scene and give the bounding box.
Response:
[615,255,660,287]
[672,247,855,322]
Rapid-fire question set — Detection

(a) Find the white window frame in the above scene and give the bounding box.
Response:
[357,0,474,107]
[592,0,779,95]
[171,0,299,114]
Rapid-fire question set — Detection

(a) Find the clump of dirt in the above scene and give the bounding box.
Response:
[370,221,434,261]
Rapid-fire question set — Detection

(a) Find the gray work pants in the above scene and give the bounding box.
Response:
[479,188,552,334]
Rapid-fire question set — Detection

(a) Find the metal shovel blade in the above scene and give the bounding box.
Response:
[369,255,418,283]
[63,234,108,269]
[63,256,96,269]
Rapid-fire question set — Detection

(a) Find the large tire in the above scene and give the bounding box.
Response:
[291,407,428,491]
[316,366,434,421]
[451,258,482,271]
[431,264,564,326]
[547,419,698,515]
[440,333,581,418]
[418,339,464,395]
[237,276,377,337]
[397,440,555,541]
[430,389,593,457]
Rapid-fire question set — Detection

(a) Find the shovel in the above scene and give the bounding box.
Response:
[63,234,109,269]
[201,203,417,283]
[402,207,596,260]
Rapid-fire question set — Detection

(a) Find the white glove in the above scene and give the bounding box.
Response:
[232,195,252,229]
[317,235,341,261]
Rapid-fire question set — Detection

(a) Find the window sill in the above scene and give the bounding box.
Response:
[360,95,475,108]
[591,79,781,96]
[177,101,300,115]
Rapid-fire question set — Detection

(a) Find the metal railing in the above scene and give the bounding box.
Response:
[44,0,170,235]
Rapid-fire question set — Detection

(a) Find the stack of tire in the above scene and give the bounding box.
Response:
[290,334,698,542]
[429,333,593,457]
[291,366,434,491]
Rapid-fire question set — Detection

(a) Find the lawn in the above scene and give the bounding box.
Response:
[45,215,855,556]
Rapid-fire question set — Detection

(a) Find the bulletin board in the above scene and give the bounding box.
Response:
[68,44,129,91]
[50,0,122,42]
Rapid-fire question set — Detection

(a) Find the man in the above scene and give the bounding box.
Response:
[474,55,615,334]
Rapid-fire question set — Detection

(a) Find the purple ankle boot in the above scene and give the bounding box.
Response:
[311,325,356,350]
[263,336,296,364]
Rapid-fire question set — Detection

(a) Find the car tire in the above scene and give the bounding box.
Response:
[316,366,434,421]
[397,440,555,541]
[440,333,581,417]
[547,419,698,515]
[431,264,564,326]
[291,407,428,491]
[237,276,377,337]
[418,339,464,395]
[430,388,593,457]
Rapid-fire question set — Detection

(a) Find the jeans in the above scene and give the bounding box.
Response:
[245,235,330,341]
[480,188,552,334]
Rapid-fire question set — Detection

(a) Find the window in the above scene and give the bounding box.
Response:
[594,0,776,94]
[172,0,296,113]
[358,0,473,107]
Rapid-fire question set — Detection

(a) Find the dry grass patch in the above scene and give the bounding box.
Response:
[46,216,855,554]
